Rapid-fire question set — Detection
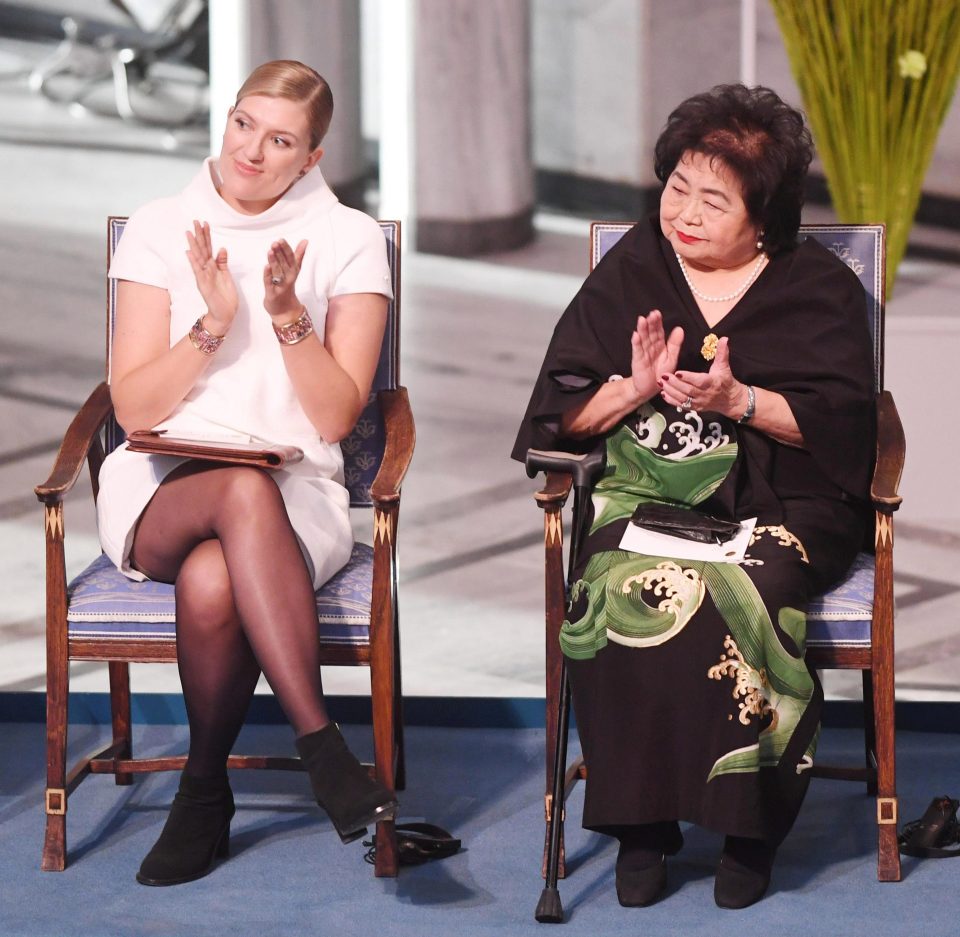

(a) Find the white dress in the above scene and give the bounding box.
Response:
[97,158,393,589]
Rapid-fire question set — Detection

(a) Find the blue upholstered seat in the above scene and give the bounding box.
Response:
[805,550,874,648]
[67,542,374,646]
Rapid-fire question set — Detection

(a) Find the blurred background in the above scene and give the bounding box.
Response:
[1,0,958,705]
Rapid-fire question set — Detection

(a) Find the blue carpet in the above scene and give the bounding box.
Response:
[0,723,957,936]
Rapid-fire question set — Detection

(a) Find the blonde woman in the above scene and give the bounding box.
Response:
[98,60,397,885]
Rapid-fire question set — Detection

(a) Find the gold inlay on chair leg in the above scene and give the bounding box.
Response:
[45,504,64,540]
[45,788,67,816]
[877,796,898,824]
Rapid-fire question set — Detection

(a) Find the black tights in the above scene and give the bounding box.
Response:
[131,462,329,778]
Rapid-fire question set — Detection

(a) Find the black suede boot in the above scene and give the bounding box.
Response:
[714,835,776,909]
[615,821,684,907]
[136,772,235,886]
[295,724,399,843]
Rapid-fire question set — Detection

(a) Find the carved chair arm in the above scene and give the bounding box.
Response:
[35,382,113,505]
[370,387,415,506]
[871,391,904,510]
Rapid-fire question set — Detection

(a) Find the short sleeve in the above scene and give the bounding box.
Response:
[108,200,171,290]
[330,209,394,300]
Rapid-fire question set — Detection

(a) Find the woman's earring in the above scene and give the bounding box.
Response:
[756,230,765,250]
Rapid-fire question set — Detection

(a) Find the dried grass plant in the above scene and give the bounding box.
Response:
[771,0,960,291]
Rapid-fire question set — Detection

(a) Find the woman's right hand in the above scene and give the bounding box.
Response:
[185,220,238,334]
[631,309,684,403]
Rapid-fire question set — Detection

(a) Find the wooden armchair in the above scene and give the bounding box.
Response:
[531,223,905,899]
[35,218,414,878]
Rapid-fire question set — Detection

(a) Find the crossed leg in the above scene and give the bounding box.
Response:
[131,462,330,777]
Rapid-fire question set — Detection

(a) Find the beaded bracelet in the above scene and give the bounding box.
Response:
[188,316,225,355]
[273,306,314,345]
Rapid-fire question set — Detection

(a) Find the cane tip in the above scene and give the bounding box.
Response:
[535,886,564,923]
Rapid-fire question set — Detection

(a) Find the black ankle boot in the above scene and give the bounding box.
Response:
[714,835,775,909]
[136,772,235,886]
[295,724,399,844]
[615,821,684,907]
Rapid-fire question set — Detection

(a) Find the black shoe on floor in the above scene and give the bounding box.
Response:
[136,772,235,887]
[615,821,684,907]
[296,723,399,844]
[714,835,775,909]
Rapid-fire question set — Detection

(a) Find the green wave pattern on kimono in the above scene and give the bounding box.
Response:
[560,419,816,780]
[590,415,737,534]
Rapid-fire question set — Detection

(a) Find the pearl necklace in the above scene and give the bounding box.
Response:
[675,251,767,303]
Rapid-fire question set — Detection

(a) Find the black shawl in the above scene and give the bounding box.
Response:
[512,216,876,515]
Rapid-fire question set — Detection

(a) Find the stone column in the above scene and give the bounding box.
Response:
[209,0,368,207]
[532,0,743,215]
[413,0,534,256]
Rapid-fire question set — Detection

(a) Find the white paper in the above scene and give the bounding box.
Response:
[618,516,758,564]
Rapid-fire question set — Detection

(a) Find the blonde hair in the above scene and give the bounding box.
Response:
[235,60,333,149]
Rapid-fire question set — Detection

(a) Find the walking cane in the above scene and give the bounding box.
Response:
[526,446,606,924]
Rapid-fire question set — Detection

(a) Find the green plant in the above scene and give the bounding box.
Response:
[770,0,960,291]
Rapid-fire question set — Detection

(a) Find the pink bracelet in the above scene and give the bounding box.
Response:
[188,316,225,355]
[273,306,314,345]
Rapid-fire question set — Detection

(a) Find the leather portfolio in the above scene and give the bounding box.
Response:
[125,430,304,469]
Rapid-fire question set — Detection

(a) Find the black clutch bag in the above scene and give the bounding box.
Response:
[630,502,741,545]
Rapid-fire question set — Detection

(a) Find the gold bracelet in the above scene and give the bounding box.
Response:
[273,306,314,345]
[188,316,225,355]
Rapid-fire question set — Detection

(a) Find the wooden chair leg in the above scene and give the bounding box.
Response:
[109,661,133,785]
[862,670,878,796]
[392,610,406,792]
[42,630,69,871]
[372,684,399,877]
[872,513,900,882]
[873,662,900,881]
[370,528,399,878]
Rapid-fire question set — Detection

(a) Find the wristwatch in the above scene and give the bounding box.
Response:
[737,385,756,424]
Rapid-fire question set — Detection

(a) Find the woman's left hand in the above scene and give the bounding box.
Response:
[660,336,749,418]
[263,238,308,320]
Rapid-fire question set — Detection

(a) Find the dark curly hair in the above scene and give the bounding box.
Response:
[653,84,813,255]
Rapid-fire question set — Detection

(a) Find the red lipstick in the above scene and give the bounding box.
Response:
[676,231,703,245]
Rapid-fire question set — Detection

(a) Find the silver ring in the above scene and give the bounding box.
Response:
[681,396,693,410]
[270,276,283,286]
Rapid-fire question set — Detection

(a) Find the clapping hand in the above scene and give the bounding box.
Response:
[185,220,238,334]
[660,336,748,417]
[263,238,308,321]
[631,310,684,404]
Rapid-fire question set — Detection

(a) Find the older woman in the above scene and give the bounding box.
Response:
[513,85,874,909]
[98,60,397,885]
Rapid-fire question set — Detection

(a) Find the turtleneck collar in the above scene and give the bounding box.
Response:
[186,157,340,231]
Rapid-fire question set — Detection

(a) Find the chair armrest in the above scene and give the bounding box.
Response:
[871,390,904,510]
[370,387,415,506]
[535,472,573,509]
[35,382,113,505]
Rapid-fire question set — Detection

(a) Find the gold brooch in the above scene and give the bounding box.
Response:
[701,333,719,361]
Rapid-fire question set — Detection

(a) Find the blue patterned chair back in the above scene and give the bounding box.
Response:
[589,222,885,392]
[105,216,400,507]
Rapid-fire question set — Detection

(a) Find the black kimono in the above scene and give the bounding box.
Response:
[513,217,875,844]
